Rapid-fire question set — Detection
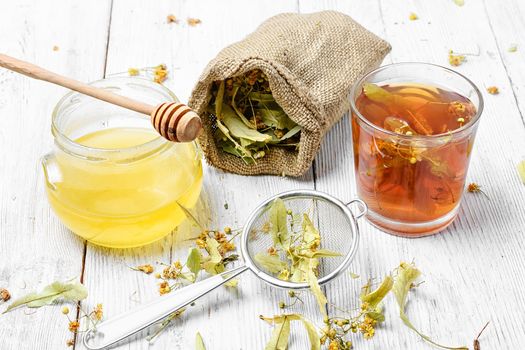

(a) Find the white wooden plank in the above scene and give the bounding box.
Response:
[79,1,329,350]
[302,0,525,348]
[0,1,111,350]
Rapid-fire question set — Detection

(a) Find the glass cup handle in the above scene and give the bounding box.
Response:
[346,198,367,219]
[41,154,61,191]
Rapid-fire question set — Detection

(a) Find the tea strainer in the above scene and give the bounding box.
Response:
[84,189,366,349]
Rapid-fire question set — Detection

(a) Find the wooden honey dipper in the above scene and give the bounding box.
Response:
[0,53,201,142]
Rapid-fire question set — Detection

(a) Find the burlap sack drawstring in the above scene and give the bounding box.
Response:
[189,11,391,176]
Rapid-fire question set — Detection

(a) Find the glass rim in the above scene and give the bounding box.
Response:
[51,76,196,159]
[349,62,484,140]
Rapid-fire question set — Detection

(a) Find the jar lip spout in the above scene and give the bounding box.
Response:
[51,76,188,161]
[349,62,484,141]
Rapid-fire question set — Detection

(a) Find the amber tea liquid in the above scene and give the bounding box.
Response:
[352,82,478,235]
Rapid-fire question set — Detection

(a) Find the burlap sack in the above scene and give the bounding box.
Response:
[189,11,391,176]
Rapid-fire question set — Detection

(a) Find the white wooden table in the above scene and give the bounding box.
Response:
[1,1,524,349]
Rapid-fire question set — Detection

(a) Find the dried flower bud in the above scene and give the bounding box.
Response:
[61,306,70,315]
[288,290,295,298]
[278,301,285,309]
[187,18,202,26]
[224,226,232,234]
[68,321,80,333]
[487,86,499,95]
[128,68,140,76]
[93,304,103,321]
[137,264,154,274]
[166,14,177,24]
[66,339,75,347]
[0,288,11,302]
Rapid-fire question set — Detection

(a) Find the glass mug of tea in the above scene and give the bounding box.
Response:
[350,63,483,237]
[42,76,203,248]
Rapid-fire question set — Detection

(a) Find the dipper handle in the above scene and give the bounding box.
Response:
[0,53,201,142]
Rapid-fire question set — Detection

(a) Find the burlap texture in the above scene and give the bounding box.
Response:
[189,11,391,176]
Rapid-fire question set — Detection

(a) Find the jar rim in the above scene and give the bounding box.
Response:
[51,76,194,160]
[349,62,484,141]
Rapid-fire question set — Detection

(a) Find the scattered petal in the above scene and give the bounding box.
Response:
[52,45,59,52]
[508,44,518,53]
[409,13,419,21]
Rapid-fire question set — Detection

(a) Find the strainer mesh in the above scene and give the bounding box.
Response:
[245,194,357,283]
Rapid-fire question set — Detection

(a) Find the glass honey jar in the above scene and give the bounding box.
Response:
[42,77,203,248]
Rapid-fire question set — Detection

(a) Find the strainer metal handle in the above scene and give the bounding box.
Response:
[83,265,249,350]
[346,198,367,219]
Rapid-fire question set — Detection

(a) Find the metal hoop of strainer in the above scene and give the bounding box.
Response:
[84,189,367,349]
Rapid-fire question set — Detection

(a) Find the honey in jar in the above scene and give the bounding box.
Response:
[42,77,202,248]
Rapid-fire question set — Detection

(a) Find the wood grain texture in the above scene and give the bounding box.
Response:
[303,0,525,348]
[1,0,525,349]
[0,1,112,350]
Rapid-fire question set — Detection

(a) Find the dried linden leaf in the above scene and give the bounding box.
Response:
[264,316,291,350]
[307,258,327,318]
[206,238,222,265]
[361,275,393,309]
[261,314,320,350]
[255,253,288,274]
[186,248,202,277]
[269,198,289,247]
[195,332,206,350]
[3,281,87,313]
[393,262,468,350]
[518,160,525,184]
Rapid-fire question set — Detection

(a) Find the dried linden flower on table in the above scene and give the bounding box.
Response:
[52,45,59,52]
[486,86,499,95]
[153,64,168,84]
[135,264,154,274]
[409,13,419,21]
[448,50,466,66]
[167,14,178,24]
[128,67,140,76]
[0,288,10,302]
[187,18,202,26]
